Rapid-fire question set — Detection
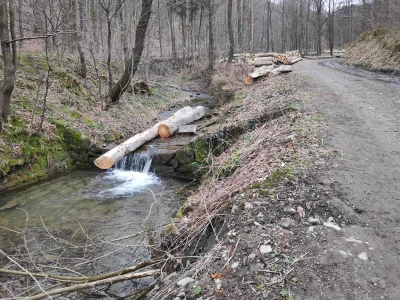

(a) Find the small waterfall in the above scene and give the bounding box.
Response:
[114,152,153,174]
[101,152,160,197]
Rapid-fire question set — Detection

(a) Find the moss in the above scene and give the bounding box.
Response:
[216,149,241,180]
[251,166,294,189]
[104,130,122,143]
[176,210,184,218]
[192,138,209,163]
[164,224,175,234]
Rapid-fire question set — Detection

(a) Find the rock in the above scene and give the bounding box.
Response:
[231,262,239,269]
[227,229,237,237]
[214,278,222,290]
[370,277,386,289]
[152,149,176,166]
[284,207,296,214]
[231,204,238,214]
[163,272,177,282]
[254,221,263,228]
[257,212,265,219]
[343,237,363,244]
[0,199,18,211]
[297,206,305,218]
[175,149,195,166]
[176,277,195,287]
[323,221,341,231]
[259,245,272,254]
[308,217,321,225]
[77,154,89,163]
[248,253,256,261]
[280,217,291,228]
[308,226,315,233]
[358,252,368,261]
[245,203,253,211]
[177,291,186,297]
[327,216,334,222]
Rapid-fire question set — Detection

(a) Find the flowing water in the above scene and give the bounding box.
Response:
[0,153,185,295]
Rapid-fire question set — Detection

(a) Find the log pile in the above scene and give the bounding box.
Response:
[94,106,206,169]
[243,49,301,85]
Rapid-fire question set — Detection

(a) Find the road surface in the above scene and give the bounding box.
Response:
[297,59,400,300]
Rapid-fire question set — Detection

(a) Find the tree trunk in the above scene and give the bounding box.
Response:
[158,106,205,138]
[76,0,87,78]
[208,0,214,72]
[168,6,177,67]
[227,0,234,63]
[17,0,22,48]
[237,0,242,51]
[109,0,153,103]
[249,0,253,53]
[106,17,112,91]
[0,0,17,123]
[95,106,195,169]
[157,0,163,57]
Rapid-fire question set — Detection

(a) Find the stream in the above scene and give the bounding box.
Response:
[0,152,185,296]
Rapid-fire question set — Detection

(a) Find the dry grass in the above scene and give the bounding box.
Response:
[165,73,333,254]
[344,27,400,72]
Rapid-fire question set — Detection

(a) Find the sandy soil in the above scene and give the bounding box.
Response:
[294,58,400,300]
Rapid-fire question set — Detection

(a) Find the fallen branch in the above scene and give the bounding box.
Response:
[0,259,160,283]
[20,269,160,300]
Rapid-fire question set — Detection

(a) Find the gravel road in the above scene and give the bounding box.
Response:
[297,59,400,300]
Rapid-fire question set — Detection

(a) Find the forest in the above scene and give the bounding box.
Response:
[0,0,400,299]
[0,0,399,121]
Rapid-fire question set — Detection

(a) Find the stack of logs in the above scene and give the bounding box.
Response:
[238,50,302,85]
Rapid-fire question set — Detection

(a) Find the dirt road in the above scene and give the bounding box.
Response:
[297,59,400,300]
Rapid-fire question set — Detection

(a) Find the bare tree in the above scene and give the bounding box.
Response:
[0,0,17,131]
[227,0,234,62]
[109,0,153,103]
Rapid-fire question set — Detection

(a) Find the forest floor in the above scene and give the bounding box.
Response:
[151,59,400,300]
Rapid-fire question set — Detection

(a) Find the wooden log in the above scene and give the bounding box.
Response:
[287,57,302,64]
[253,52,277,57]
[94,106,194,169]
[249,57,274,67]
[244,65,274,85]
[285,50,301,58]
[158,106,205,138]
[178,125,197,134]
[268,65,293,77]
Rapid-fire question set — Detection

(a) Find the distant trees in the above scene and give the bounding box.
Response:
[0,0,399,123]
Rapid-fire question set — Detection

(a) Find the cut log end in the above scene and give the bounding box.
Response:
[94,156,115,170]
[158,124,172,139]
[244,75,254,85]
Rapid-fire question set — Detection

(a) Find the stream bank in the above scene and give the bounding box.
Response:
[0,52,192,192]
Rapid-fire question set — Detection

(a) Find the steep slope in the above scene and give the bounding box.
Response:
[344,28,400,73]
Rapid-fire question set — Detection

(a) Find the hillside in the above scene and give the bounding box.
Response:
[344,28,400,73]
[0,53,187,192]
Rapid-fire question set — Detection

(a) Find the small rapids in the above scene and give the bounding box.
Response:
[101,153,161,197]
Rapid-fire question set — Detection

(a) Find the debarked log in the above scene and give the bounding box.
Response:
[94,106,193,169]
[244,65,275,85]
[158,106,205,138]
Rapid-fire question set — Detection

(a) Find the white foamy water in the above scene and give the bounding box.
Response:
[100,153,161,197]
